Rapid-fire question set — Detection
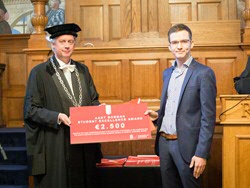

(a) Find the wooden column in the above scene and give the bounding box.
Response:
[220,95,250,188]
[28,0,49,48]
[0,64,5,127]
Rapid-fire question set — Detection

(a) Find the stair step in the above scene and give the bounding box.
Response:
[0,128,25,133]
[0,186,28,188]
[0,165,27,171]
[0,165,28,185]
[0,147,27,165]
[0,128,26,147]
[4,147,26,151]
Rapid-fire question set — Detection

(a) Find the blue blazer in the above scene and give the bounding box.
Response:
[155,59,217,163]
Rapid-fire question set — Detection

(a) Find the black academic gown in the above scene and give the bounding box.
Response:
[24,55,103,188]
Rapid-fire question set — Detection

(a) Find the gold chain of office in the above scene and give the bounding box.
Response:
[50,57,82,107]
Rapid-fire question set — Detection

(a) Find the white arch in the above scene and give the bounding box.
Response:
[10,10,33,33]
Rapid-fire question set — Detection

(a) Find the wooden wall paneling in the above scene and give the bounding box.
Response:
[130,60,160,100]
[103,2,110,42]
[121,59,131,102]
[228,0,237,20]
[0,35,30,52]
[169,1,192,22]
[123,0,171,40]
[158,0,171,37]
[197,1,222,21]
[65,0,172,46]
[81,5,104,41]
[236,135,250,188]
[198,51,243,96]
[121,0,132,39]
[109,4,121,40]
[191,1,198,21]
[148,0,158,32]
[7,54,27,87]
[223,126,250,188]
[2,85,26,127]
[131,0,141,33]
[65,0,239,47]
[3,97,25,127]
[141,0,148,33]
[71,54,129,104]
[169,0,234,22]
[0,35,29,127]
[66,0,121,46]
[92,60,124,103]
[181,21,241,44]
[64,0,74,22]
[0,53,27,82]
[2,53,27,127]
[207,58,236,95]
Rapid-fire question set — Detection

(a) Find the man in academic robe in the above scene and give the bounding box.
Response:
[24,23,102,188]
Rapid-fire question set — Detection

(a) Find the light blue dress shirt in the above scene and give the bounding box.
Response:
[160,56,193,134]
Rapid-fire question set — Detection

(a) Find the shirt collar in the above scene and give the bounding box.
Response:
[55,56,71,67]
[172,56,193,68]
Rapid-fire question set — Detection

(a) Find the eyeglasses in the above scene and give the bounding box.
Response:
[170,39,190,47]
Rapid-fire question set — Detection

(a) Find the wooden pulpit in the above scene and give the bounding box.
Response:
[220,95,250,188]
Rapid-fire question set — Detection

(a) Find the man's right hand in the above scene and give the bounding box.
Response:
[144,110,158,121]
[58,113,71,126]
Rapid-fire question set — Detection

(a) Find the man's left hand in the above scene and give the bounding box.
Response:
[189,156,206,179]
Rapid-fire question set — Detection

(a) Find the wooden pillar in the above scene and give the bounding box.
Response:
[0,64,5,127]
[28,0,49,48]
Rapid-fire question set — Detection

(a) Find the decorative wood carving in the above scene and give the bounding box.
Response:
[30,0,48,34]
[28,0,49,48]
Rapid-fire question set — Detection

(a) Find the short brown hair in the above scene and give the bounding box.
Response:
[168,24,192,42]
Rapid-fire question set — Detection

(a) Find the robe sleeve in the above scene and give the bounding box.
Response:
[24,67,59,129]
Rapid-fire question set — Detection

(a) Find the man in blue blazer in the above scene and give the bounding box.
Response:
[146,24,216,188]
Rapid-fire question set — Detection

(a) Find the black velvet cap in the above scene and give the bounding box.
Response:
[44,23,81,39]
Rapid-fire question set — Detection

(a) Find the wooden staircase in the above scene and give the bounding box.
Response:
[0,128,29,188]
